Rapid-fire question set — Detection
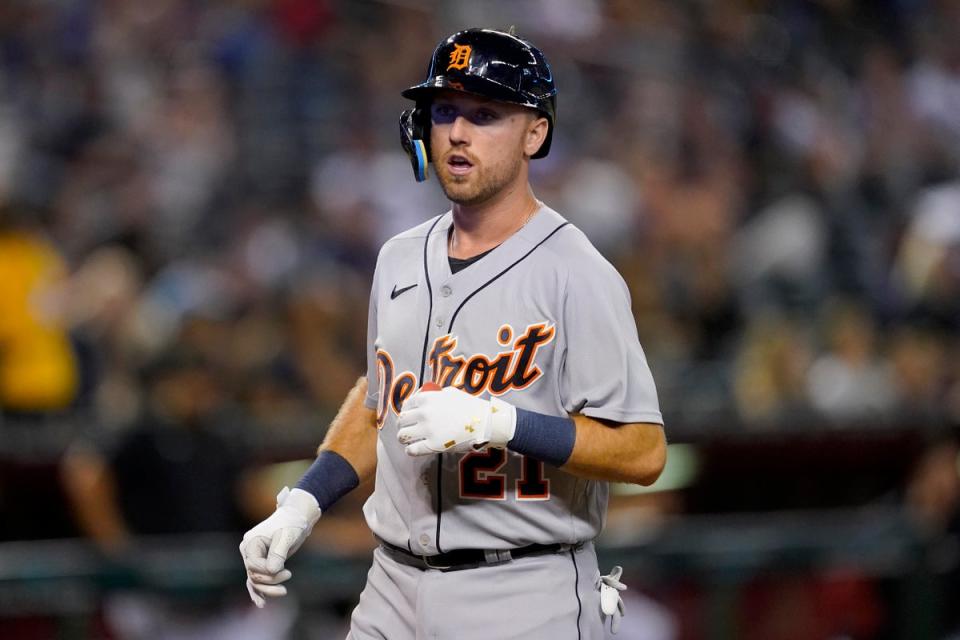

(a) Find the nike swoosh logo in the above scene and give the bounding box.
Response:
[391,283,418,300]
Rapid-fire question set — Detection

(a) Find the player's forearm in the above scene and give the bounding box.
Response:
[318,376,379,483]
[502,406,666,485]
[293,376,378,512]
[561,415,666,485]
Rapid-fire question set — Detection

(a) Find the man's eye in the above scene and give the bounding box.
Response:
[432,105,456,122]
[473,110,498,123]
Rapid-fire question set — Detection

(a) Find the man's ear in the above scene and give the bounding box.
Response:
[524,116,549,158]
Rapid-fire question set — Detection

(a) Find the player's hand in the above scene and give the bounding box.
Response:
[239,486,321,607]
[396,384,516,456]
[600,565,627,634]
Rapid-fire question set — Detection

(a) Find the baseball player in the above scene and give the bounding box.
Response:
[240,28,667,639]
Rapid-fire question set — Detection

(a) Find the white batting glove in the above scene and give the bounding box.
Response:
[600,566,627,634]
[396,384,516,456]
[239,486,321,607]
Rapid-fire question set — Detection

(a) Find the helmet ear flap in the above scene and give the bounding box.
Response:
[400,105,432,182]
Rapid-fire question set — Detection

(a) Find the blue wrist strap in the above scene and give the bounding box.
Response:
[507,408,576,468]
[295,450,360,511]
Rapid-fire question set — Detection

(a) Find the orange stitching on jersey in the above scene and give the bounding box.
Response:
[375,349,394,428]
[391,371,417,415]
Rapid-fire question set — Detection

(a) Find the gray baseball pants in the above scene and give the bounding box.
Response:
[347,541,604,639]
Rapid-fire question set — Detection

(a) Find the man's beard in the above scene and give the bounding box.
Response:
[435,149,523,206]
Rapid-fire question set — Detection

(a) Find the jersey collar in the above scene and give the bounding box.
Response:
[427,204,567,283]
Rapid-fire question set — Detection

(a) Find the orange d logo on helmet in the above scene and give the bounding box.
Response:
[447,44,471,70]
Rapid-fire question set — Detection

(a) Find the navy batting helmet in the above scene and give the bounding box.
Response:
[399,28,558,182]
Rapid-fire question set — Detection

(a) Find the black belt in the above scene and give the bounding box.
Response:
[378,538,573,572]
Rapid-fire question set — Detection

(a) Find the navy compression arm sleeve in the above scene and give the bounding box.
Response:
[295,450,360,511]
[506,408,576,468]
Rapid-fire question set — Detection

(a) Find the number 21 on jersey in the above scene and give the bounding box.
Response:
[459,450,550,500]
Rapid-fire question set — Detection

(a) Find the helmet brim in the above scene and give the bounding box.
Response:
[402,74,545,112]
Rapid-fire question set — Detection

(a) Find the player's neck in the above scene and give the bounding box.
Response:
[449,184,539,259]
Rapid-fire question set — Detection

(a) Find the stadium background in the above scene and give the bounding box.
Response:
[1,0,959,638]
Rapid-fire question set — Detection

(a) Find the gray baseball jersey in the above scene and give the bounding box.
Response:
[362,204,662,555]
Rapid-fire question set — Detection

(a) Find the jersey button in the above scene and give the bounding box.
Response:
[419,534,430,547]
[435,318,444,328]
[440,285,452,297]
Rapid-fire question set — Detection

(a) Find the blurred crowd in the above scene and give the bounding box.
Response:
[2,0,960,444]
[1,0,960,436]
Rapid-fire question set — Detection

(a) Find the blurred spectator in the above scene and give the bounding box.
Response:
[906,435,960,538]
[60,343,295,639]
[0,202,81,544]
[0,203,78,413]
[732,193,827,312]
[805,300,896,422]
[888,327,949,421]
[903,434,960,638]
[61,345,247,551]
[65,243,147,422]
[733,315,814,425]
[907,17,960,168]
[893,181,960,331]
[558,156,640,254]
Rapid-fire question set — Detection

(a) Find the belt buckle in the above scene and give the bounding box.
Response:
[421,554,452,571]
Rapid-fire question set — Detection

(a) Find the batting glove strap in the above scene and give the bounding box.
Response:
[276,486,322,522]
[486,397,517,448]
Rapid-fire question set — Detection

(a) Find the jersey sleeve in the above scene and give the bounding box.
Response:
[559,260,663,425]
[364,261,380,410]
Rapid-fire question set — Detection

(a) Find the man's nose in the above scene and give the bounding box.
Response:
[448,114,471,145]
